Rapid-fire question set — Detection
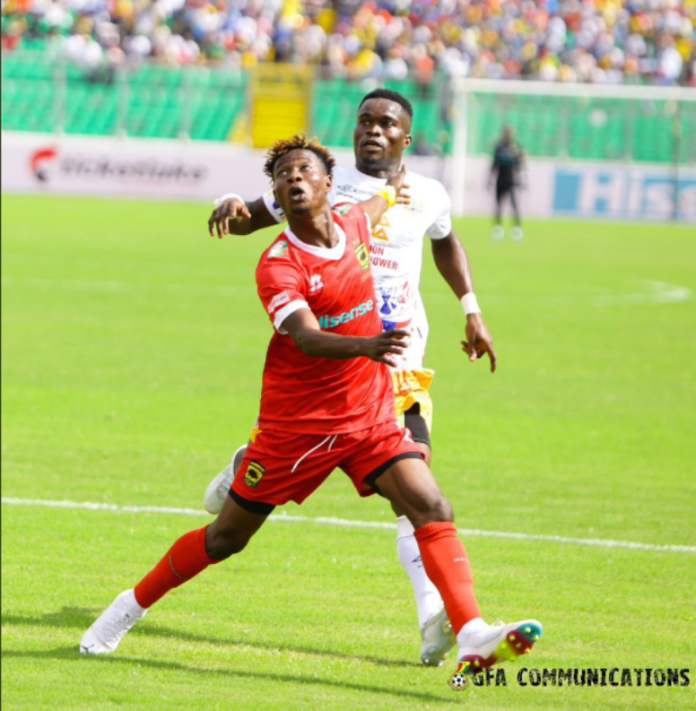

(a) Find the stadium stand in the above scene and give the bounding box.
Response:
[2,2,694,163]
[2,43,695,165]
[1,41,247,140]
[2,0,694,86]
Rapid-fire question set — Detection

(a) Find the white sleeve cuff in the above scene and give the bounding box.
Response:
[427,215,453,240]
[262,191,287,224]
[214,192,243,207]
[273,300,310,333]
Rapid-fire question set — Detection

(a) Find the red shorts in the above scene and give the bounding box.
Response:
[230,419,425,513]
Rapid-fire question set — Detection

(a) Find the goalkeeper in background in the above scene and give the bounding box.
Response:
[489,126,526,242]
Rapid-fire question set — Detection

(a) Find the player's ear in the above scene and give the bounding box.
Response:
[403,133,413,150]
[325,173,332,192]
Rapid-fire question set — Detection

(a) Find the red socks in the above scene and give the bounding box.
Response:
[131,520,479,631]
[414,521,481,635]
[134,526,218,608]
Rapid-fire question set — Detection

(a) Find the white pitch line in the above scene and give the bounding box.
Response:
[592,280,692,306]
[2,277,691,307]
[2,497,695,555]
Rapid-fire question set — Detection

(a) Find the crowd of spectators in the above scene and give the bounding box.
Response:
[2,0,695,86]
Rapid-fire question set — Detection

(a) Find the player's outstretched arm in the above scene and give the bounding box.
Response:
[281,309,410,366]
[431,230,497,373]
[208,195,278,238]
[358,165,409,228]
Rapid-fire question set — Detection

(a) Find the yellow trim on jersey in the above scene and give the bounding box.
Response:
[392,369,435,434]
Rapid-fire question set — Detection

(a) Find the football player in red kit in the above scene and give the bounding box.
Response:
[80,136,542,675]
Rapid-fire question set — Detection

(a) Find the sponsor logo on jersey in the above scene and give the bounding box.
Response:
[318,299,374,329]
[354,242,370,271]
[335,184,372,200]
[309,274,324,293]
[244,461,266,488]
[269,240,288,259]
[371,251,399,270]
[268,291,291,314]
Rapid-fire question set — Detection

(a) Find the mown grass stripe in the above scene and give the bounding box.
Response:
[3,497,694,555]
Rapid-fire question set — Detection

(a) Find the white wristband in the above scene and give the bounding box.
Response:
[461,292,481,315]
[214,192,244,208]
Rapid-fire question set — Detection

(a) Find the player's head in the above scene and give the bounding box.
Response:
[354,89,413,173]
[502,125,514,143]
[265,134,336,217]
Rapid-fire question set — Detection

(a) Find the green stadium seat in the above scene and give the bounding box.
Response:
[1,47,691,163]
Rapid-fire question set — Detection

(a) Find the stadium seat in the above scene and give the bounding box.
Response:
[2,45,693,164]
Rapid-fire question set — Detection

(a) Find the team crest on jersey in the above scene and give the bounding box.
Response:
[354,242,370,271]
[244,461,266,488]
[334,204,353,216]
[269,240,288,259]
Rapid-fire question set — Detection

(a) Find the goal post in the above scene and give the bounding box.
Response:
[449,78,696,221]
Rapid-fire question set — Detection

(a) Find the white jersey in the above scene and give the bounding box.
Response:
[262,165,452,369]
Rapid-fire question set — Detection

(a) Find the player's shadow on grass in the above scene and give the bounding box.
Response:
[3,648,458,705]
[3,607,423,670]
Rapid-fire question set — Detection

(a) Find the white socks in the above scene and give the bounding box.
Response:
[396,516,445,629]
[127,589,147,614]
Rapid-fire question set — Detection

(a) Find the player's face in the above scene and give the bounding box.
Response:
[354,99,413,173]
[272,150,332,216]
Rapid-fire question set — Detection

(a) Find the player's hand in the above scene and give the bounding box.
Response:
[396,183,411,206]
[461,314,497,373]
[208,197,251,239]
[364,328,411,366]
[386,164,408,201]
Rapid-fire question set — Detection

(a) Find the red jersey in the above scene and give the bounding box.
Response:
[255,204,396,434]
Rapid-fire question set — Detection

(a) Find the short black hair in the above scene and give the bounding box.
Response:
[264,134,336,181]
[359,89,413,122]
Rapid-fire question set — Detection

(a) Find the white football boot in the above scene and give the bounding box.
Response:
[80,590,147,655]
[491,225,504,241]
[203,445,247,515]
[510,226,524,242]
[458,618,542,674]
[420,606,456,666]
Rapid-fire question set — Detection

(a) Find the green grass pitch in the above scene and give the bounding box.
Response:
[2,194,695,710]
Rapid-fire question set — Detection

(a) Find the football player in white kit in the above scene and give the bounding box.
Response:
[206,89,497,667]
